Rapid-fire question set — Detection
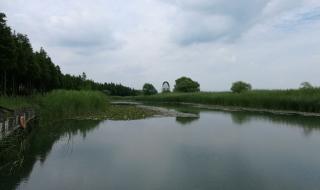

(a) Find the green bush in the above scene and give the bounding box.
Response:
[143,83,158,95]
[174,76,200,92]
[231,81,252,93]
[300,82,313,90]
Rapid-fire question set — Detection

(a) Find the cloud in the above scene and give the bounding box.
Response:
[172,13,234,45]
[48,14,123,55]
[274,6,320,31]
[163,0,271,45]
[1,0,320,91]
[1,0,123,54]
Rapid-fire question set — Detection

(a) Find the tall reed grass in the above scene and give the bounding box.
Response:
[133,89,320,113]
[0,90,108,173]
[38,90,109,120]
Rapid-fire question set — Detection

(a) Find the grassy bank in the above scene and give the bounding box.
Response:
[131,89,320,113]
[37,90,108,120]
[1,90,160,121]
[0,90,157,173]
[1,90,108,119]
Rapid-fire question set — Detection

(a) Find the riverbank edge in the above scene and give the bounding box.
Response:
[182,103,320,117]
[127,90,320,114]
[120,100,320,118]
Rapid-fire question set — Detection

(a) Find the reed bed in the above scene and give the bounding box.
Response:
[132,89,320,113]
[37,90,109,120]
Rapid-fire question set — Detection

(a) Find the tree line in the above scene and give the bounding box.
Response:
[0,13,137,96]
[142,77,318,95]
[142,76,200,95]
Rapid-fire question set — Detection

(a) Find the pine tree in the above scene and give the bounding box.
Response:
[0,13,16,95]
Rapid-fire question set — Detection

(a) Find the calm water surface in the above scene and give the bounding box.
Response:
[2,105,320,190]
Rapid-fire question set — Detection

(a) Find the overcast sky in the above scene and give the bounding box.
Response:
[1,0,320,91]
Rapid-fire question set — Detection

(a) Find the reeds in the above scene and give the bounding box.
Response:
[37,90,109,120]
[133,89,320,113]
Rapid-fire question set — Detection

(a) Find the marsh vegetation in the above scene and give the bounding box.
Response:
[132,88,320,113]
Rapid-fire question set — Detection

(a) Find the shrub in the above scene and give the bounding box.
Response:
[142,83,158,95]
[300,82,313,90]
[231,81,252,93]
[174,77,200,93]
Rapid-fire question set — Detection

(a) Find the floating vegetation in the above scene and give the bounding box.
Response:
[73,105,160,121]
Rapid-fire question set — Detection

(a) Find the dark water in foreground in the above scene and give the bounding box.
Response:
[2,105,320,190]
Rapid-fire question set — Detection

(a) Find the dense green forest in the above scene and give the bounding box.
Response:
[0,13,137,96]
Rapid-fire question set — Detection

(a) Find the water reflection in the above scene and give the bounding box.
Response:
[0,120,101,190]
[1,104,320,190]
[229,111,320,135]
[230,112,252,125]
[175,107,200,126]
[146,103,201,126]
[175,117,200,125]
[164,103,320,134]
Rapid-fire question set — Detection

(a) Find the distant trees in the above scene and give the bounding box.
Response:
[300,82,313,90]
[100,83,137,96]
[0,12,138,96]
[231,81,252,93]
[142,83,158,95]
[174,76,200,92]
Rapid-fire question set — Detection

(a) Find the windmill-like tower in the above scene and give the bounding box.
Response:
[162,81,170,92]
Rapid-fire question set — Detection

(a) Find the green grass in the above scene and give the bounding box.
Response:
[131,89,320,113]
[0,96,32,110]
[0,90,109,120]
[37,90,109,120]
[0,90,160,122]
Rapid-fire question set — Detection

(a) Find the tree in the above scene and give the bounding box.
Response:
[0,13,16,95]
[300,82,313,90]
[0,12,141,96]
[81,72,87,81]
[231,81,252,93]
[143,83,158,95]
[13,33,34,94]
[34,48,51,92]
[174,76,200,92]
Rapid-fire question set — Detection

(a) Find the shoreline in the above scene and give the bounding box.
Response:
[111,101,198,118]
[181,103,320,117]
[112,100,320,118]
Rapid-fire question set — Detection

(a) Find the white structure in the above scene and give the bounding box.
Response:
[162,81,170,92]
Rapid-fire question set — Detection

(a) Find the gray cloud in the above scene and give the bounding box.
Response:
[1,0,320,91]
[164,0,272,45]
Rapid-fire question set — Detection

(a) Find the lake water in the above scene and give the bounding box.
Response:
[2,105,320,190]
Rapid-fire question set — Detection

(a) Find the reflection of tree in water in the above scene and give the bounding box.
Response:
[155,104,201,126]
[176,117,200,126]
[231,112,252,125]
[147,102,201,115]
[174,106,200,126]
[0,119,101,190]
[174,107,200,115]
[229,111,320,136]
